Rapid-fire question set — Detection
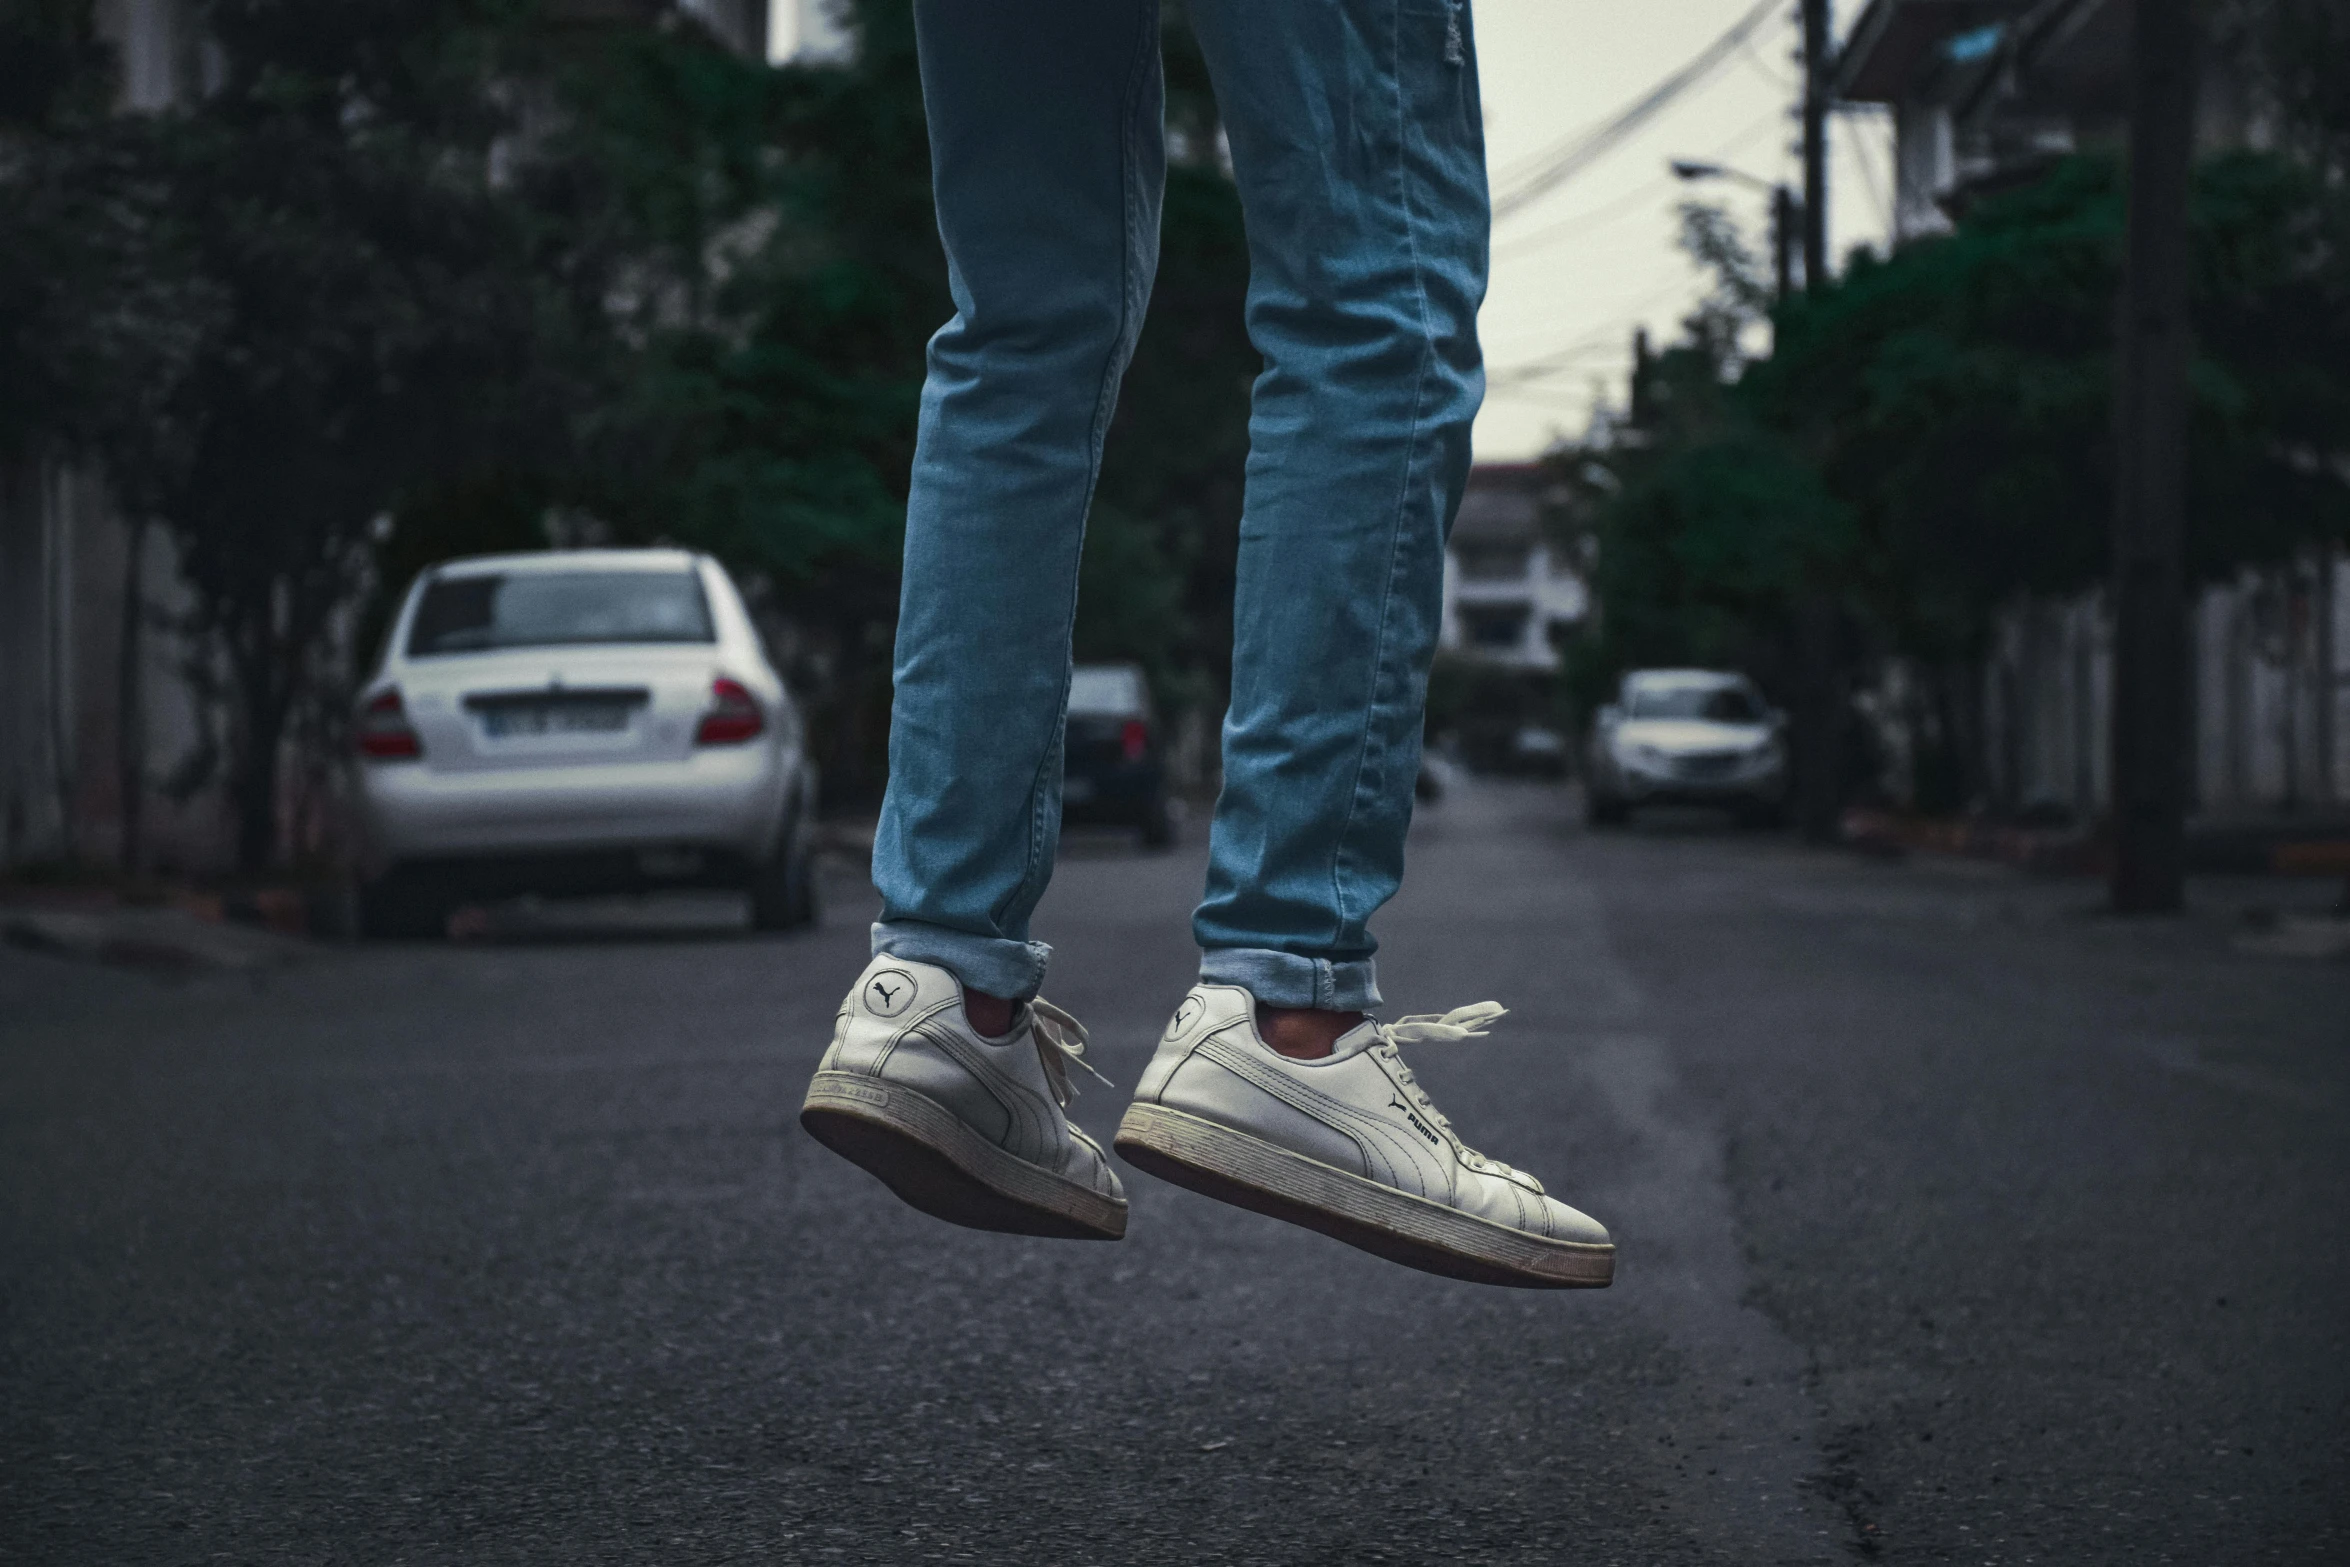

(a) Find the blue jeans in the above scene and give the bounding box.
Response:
[872,0,1487,1010]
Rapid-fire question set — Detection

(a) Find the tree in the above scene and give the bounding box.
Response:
[1555,148,2348,818]
[8,0,1261,862]
[502,0,1253,797]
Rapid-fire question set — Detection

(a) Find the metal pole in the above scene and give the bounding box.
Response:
[1801,0,1830,292]
[1794,0,1841,841]
[2313,549,2336,806]
[1772,185,1796,302]
[2109,0,2198,912]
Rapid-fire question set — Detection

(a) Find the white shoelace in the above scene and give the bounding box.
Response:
[1370,1002,1543,1191]
[1030,997,1113,1108]
[1376,1001,1510,1047]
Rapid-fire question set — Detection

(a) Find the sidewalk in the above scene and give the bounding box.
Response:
[1843,806,2350,878]
[1,900,309,973]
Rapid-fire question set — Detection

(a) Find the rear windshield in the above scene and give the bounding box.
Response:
[1628,683,1763,722]
[1068,666,1147,716]
[406,570,714,656]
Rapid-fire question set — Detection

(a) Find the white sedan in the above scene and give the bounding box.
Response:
[352,548,820,936]
[1583,668,1787,827]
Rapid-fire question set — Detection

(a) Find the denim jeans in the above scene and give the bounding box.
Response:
[872,0,1487,1010]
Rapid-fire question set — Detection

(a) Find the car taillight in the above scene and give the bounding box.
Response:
[695,677,765,745]
[356,686,422,760]
[1120,718,1149,764]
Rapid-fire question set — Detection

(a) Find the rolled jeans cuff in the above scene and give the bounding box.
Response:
[872,919,1051,1002]
[1198,947,1383,1011]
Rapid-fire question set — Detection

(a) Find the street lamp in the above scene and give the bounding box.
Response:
[1670,159,1799,302]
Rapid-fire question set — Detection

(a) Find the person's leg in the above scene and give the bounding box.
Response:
[871,0,1168,1009]
[799,2,1161,1241]
[1182,0,1488,1018]
[1109,7,1608,1288]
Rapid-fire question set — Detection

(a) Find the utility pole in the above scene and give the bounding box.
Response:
[1800,0,1829,290]
[2109,0,2198,912]
[1772,185,1797,302]
[1793,0,1841,842]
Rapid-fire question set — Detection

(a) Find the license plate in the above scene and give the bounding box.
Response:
[482,702,631,738]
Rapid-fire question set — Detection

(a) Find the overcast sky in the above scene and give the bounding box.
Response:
[771,1,1896,463]
[1473,0,1894,458]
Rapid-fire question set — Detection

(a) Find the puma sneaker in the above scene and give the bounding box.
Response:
[1114,985,1612,1288]
[800,956,1128,1240]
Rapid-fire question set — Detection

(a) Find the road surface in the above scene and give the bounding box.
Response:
[5,783,2344,1563]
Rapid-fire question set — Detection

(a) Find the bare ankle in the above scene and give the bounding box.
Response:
[1256,1005,1366,1060]
[965,989,1017,1038]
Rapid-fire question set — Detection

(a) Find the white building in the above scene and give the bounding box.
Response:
[1439,464,1588,673]
[1963,566,2349,822]
[1837,0,2263,245]
[764,0,851,64]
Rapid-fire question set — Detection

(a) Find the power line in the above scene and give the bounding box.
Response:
[1491,103,1787,262]
[1490,181,1674,262]
[1489,342,1627,387]
[1734,26,1797,93]
[1489,0,1784,224]
[1484,383,1611,414]
[1486,274,1703,386]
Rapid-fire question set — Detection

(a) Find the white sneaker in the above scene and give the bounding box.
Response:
[1114,985,1612,1287]
[801,957,1128,1240]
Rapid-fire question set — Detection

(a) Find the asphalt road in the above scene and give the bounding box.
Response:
[5,782,2345,1565]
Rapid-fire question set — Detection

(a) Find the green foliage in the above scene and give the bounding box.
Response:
[2227,0,2350,173]
[1561,147,2350,719]
[5,0,1257,853]
[522,0,1252,787]
[1751,157,2127,655]
[156,1,561,867]
[529,5,942,581]
[0,0,114,127]
[1582,429,1849,665]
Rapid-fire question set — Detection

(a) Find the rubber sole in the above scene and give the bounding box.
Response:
[800,1071,1127,1241]
[1114,1102,1613,1289]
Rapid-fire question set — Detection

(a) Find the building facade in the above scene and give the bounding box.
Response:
[1837,0,2259,244]
[1828,0,2345,819]
[1439,464,1588,674]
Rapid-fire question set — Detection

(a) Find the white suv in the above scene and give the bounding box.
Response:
[352,549,820,937]
[1583,668,1787,828]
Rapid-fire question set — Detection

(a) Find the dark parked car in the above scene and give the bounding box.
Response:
[1062,663,1173,849]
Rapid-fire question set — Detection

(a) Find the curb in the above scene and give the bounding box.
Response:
[2,905,308,972]
[1842,809,2350,879]
[1840,810,2104,875]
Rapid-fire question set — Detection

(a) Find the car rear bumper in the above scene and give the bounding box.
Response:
[380,845,758,901]
[1615,763,1785,805]
[359,748,789,864]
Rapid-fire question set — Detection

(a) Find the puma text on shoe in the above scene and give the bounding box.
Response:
[801,956,1127,1240]
[1114,986,1612,1288]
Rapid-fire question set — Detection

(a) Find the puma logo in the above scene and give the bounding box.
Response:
[1391,1094,1442,1149]
[863,968,918,1018]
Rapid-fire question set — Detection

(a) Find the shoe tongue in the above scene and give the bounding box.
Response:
[1327,1018,1385,1060]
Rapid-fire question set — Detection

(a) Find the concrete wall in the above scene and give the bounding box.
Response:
[1964,554,2350,822]
[0,452,234,874]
